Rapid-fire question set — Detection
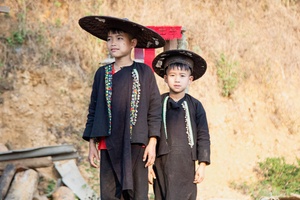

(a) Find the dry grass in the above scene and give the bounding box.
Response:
[0,0,300,199]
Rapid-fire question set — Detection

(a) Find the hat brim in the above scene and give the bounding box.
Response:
[152,49,207,81]
[78,16,165,49]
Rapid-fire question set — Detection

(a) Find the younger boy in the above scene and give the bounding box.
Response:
[151,49,211,200]
[78,16,165,200]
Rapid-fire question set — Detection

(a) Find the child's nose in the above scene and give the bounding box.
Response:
[110,38,116,45]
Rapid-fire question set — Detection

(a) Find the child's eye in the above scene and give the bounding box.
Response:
[107,38,111,41]
[117,37,123,40]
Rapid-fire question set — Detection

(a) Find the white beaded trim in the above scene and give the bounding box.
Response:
[182,101,194,148]
[162,96,194,148]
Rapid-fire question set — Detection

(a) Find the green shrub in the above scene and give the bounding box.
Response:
[45,179,56,195]
[7,30,26,46]
[216,53,238,97]
[231,157,300,199]
[258,157,300,195]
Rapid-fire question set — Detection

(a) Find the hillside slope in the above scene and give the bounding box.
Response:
[1,0,299,199]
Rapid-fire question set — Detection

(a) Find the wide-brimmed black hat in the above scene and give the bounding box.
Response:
[152,49,207,81]
[78,15,165,49]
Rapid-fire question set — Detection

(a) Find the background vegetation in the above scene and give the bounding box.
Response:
[0,0,299,199]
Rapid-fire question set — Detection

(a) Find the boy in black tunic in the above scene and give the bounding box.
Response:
[151,50,211,200]
[78,16,165,200]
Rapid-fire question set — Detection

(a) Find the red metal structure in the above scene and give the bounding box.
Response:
[101,26,184,68]
[135,26,182,68]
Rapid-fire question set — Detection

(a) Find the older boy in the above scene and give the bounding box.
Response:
[151,49,211,200]
[79,16,165,200]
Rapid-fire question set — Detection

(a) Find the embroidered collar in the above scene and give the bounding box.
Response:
[162,95,194,148]
[104,63,141,138]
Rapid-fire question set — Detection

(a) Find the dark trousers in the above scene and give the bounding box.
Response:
[100,145,148,200]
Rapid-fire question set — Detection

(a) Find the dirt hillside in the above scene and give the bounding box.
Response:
[0,0,299,199]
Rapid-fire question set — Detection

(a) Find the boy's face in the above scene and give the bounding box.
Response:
[164,65,193,94]
[107,31,137,59]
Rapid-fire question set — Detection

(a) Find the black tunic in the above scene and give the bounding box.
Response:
[154,94,210,200]
[82,62,162,193]
[106,65,133,191]
[82,62,161,144]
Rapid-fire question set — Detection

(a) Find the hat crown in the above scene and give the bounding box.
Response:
[152,49,207,81]
[164,55,194,70]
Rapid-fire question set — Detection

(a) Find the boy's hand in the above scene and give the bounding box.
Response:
[88,139,100,168]
[148,165,156,184]
[143,137,157,167]
[193,162,206,184]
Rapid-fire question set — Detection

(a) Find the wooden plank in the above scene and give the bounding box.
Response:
[0,156,53,170]
[0,144,77,161]
[0,164,16,200]
[54,160,99,200]
[52,152,79,161]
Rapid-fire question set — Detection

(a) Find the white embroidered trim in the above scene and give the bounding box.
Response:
[182,101,194,148]
[162,96,169,139]
[162,96,194,148]
[130,68,140,137]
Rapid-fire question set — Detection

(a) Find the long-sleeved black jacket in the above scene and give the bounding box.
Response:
[82,62,162,145]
